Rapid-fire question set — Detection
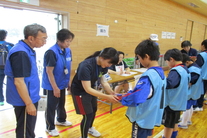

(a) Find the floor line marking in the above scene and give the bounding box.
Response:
[153,129,164,138]
[0,105,124,137]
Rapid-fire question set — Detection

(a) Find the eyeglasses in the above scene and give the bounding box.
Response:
[35,37,47,42]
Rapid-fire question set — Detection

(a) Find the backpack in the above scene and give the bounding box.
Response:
[0,43,9,68]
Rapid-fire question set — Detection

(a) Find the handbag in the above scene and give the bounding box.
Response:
[37,95,47,111]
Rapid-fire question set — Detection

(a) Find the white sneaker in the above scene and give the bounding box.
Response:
[194,107,203,111]
[46,129,59,136]
[56,121,72,126]
[193,107,200,111]
[88,127,101,137]
[178,123,188,129]
[187,121,192,125]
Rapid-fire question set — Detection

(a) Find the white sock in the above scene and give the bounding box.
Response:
[188,106,193,122]
[180,109,190,126]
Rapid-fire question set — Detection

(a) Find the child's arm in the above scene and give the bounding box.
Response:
[190,72,199,85]
[195,54,204,68]
[121,76,152,107]
[166,70,180,89]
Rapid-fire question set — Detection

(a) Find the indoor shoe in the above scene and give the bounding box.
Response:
[46,129,59,136]
[178,124,188,129]
[187,121,192,125]
[193,107,201,111]
[56,121,72,126]
[88,127,101,137]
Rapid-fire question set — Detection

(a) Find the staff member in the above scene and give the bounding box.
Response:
[71,47,119,138]
[4,23,47,138]
[42,29,74,136]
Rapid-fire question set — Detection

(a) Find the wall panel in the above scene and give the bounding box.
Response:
[1,0,207,77]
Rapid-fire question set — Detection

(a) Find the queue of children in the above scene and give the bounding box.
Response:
[2,24,207,138]
[119,39,207,138]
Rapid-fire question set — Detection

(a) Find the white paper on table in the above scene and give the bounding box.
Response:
[131,68,147,73]
[121,72,137,76]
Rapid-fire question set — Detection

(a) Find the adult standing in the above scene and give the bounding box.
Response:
[0,29,14,106]
[42,29,74,136]
[4,24,47,138]
[180,40,197,61]
[71,47,119,138]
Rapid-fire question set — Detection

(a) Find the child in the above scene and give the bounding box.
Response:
[178,53,203,129]
[108,51,130,93]
[121,39,166,138]
[163,49,190,138]
[193,39,207,111]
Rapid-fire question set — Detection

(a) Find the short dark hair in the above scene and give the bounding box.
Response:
[164,48,183,61]
[201,39,207,49]
[135,39,160,61]
[24,23,46,39]
[0,29,7,41]
[86,47,119,65]
[182,53,192,63]
[57,29,74,42]
[181,40,192,48]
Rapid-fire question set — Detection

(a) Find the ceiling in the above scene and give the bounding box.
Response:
[170,0,207,17]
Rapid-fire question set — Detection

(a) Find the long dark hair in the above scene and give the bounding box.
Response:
[85,47,119,65]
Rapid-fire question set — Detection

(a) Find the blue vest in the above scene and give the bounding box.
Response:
[126,68,166,129]
[42,43,71,90]
[166,66,190,111]
[199,52,207,80]
[4,40,40,106]
[188,65,204,100]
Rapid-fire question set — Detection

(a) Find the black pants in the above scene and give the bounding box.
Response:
[194,80,207,108]
[14,102,38,138]
[81,107,97,138]
[45,89,67,130]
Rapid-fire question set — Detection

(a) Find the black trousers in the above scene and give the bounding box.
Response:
[14,102,38,138]
[45,89,67,130]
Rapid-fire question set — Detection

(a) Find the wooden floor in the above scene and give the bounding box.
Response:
[1,91,207,138]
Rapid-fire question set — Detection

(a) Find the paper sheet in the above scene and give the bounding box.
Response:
[131,68,147,73]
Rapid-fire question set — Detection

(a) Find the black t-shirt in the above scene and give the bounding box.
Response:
[71,57,108,95]
[180,48,197,56]
[9,51,31,77]
[44,50,57,67]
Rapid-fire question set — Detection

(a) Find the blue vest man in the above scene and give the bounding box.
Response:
[4,24,47,138]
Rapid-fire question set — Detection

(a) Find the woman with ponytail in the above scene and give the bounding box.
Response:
[71,47,119,138]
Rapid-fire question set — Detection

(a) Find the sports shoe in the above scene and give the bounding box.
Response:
[187,121,192,125]
[56,121,72,126]
[178,124,188,129]
[193,107,203,111]
[46,129,59,136]
[88,127,101,137]
[0,102,4,106]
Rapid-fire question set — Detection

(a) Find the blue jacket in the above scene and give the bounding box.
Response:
[199,52,207,80]
[188,65,204,100]
[166,66,190,111]
[4,40,40,106]
[42,43,72,90]
[123,67,166,129]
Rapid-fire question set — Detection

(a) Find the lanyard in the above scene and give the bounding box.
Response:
[60,50,67,69]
